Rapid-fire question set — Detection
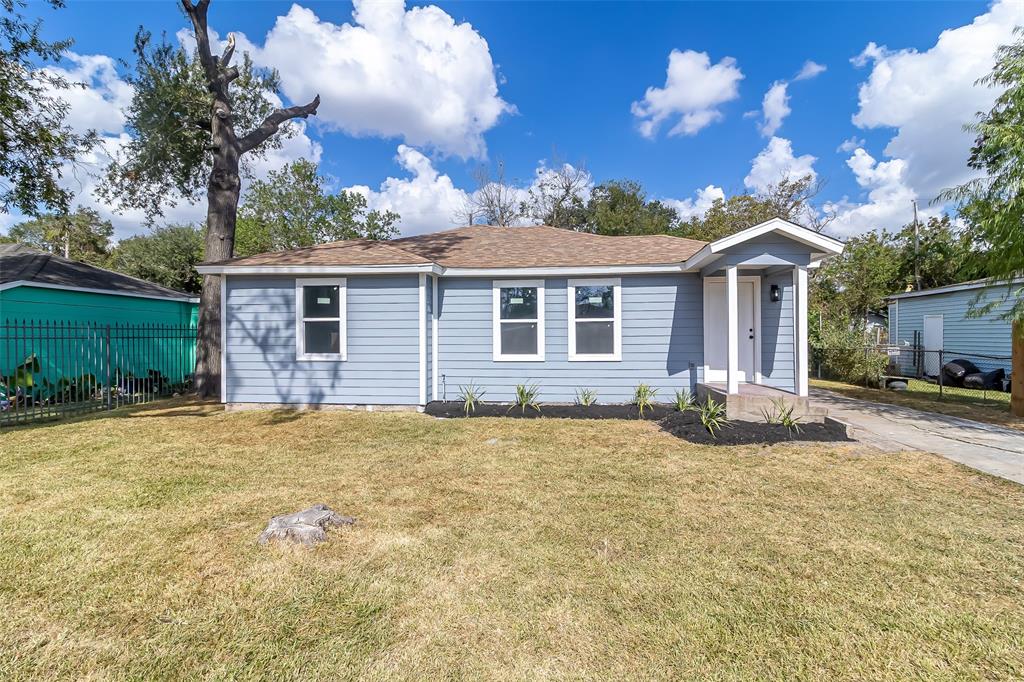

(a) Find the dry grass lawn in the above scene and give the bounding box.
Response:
[1,398,1022,680]
[811,378,1024,432]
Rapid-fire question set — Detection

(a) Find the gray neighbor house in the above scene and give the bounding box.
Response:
[196,218,844,410]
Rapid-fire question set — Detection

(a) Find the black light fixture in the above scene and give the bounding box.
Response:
[770,284,781,303]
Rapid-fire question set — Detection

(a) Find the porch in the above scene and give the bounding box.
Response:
[696,382,826,421]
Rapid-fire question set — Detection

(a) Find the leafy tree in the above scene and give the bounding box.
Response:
[939,27,1024,415]
[583,180,678,235]
[7,207,113,264]
[812,230,901,328]
[235,159,399,257]
[522,160,590,230]
[1,0,97,214]
[108,224,205,294]
[99,0,321,397]
[673,175,829,242]
[893,215,986,291]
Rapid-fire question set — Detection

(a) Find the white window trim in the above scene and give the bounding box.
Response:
[295,277,347,361]
[567,277,622,361]
[492,279,545,362]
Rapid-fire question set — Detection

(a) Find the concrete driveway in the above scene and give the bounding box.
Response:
[810,388,1024,486]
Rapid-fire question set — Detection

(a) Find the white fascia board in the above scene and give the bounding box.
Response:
[195,263,441,276]
[0,279,197,303]
[886,276,1024,301]
[708,218,843,254]
[443,263,686,278]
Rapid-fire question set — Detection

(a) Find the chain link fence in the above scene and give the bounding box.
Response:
[1,319,197,426]
[813,344,1013,409]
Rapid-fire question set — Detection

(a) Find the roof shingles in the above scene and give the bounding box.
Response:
[207,226,707,269]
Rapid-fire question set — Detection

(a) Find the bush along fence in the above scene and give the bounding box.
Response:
[812,344,1013,409]
[1,320,197,426]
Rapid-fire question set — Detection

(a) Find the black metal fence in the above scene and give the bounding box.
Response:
[813,344,1013,409]
[1,320,197,426]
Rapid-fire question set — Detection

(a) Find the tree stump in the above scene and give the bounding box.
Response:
[257,504,355,547]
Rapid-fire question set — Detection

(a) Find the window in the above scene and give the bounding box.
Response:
[295,278,346,361]
[492,280,544,361]
[568,278,621,361]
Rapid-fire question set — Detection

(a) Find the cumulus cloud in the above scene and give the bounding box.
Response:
[224,0,513,159]
[824,147,928,237]
[664,185,725,221]
[794,60,827,81]
[850,0,1024,204]
[345,145,469,235]
[632,49,743,138]
[743,136,817,194]
[758,82,790,136]
[836,136,865,153]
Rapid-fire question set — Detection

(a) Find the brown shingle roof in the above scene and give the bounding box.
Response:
[207,226,707,269]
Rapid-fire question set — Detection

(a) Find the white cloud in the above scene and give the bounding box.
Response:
[226,0,513,159]
[850,0,1024,204]
[345,145,468,235]
[743,136,817,194]
[758,81,790,136]
[825,147,927,237]
[664,184,725,220]
[632,49,743,138]
[794,60,827,81]
[837,136,866,153]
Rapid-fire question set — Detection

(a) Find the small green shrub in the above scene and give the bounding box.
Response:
[812,323,888,387]
[458,382,486,416]
[510,383,541,414]
[673,389,696,412]
[575,388,597,406]
[698,398,730,437]
[633,383,658,417]
[761,397,802,434]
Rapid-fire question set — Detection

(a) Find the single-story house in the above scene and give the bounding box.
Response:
[196,218,844,410]
[0,244,198,326]
[887,277,1021,376]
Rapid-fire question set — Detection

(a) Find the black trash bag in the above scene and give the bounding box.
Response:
[942,358,981,385]
[963,368,1005,390]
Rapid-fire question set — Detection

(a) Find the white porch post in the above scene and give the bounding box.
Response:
[726,265,739,395]
[793,265,809,397]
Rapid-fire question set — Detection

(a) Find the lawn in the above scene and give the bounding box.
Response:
[811,378,1024,432]
[1,399,1022,680]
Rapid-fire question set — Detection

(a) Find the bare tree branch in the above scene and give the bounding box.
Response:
[220,33,235,68]
[238,95,321,154]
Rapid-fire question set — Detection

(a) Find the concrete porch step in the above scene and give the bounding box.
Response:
[696,382,827,422]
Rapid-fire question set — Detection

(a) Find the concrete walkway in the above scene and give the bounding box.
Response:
[810,388,1024,486]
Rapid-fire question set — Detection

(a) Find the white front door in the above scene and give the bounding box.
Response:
[704,279,759,383]
[923,314,943,376]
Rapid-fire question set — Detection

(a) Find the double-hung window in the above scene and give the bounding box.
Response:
[568,278,621,361]
[493,280,544,361]
[295,278,347,361]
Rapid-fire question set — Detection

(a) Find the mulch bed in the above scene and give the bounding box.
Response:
[424,402,852,445]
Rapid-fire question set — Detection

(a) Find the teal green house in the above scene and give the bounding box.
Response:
[1,244,198,325]
[1,244,198,401]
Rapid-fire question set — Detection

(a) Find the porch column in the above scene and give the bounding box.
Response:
[793,264,809,397]
[726,265,739,395]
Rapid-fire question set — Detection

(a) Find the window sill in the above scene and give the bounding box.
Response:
[297,354,347,362]
[568,354,621,362]
[493,355,545,362]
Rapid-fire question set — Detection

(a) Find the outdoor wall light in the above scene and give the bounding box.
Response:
[770,284,781,303]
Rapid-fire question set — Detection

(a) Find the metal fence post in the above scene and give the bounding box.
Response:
[105,324,112,412]
[938,349,943,400]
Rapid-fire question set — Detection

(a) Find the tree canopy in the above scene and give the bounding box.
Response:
[6,207,112,264]
[107,224,205,294]
[1,0,97,214]
[582,180,678,235]
[235,159,399,257]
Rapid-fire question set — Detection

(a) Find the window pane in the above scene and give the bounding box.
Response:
[500,322,538,355]
[575,321,614,355]
[575,285,614,319]
[304,321,340,354]
[303,285,340,318]
[500,287,538,319]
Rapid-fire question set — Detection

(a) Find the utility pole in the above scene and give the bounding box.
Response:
[912,199,921,291]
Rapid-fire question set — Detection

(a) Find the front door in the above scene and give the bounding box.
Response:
[704,279,758,383]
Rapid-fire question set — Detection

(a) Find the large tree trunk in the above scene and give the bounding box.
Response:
[1013,321,1023,417]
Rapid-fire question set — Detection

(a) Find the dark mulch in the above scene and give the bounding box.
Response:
[424,402,852,445]
[424,401,672,420]
[658,410,852,445]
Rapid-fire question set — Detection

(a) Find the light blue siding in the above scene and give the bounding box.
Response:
[224,275,420,404]
[892,284,1016,373]
[760,271,795,392]
[435,275,706,403]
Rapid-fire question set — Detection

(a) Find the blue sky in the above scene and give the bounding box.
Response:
[10,0,1023,238]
